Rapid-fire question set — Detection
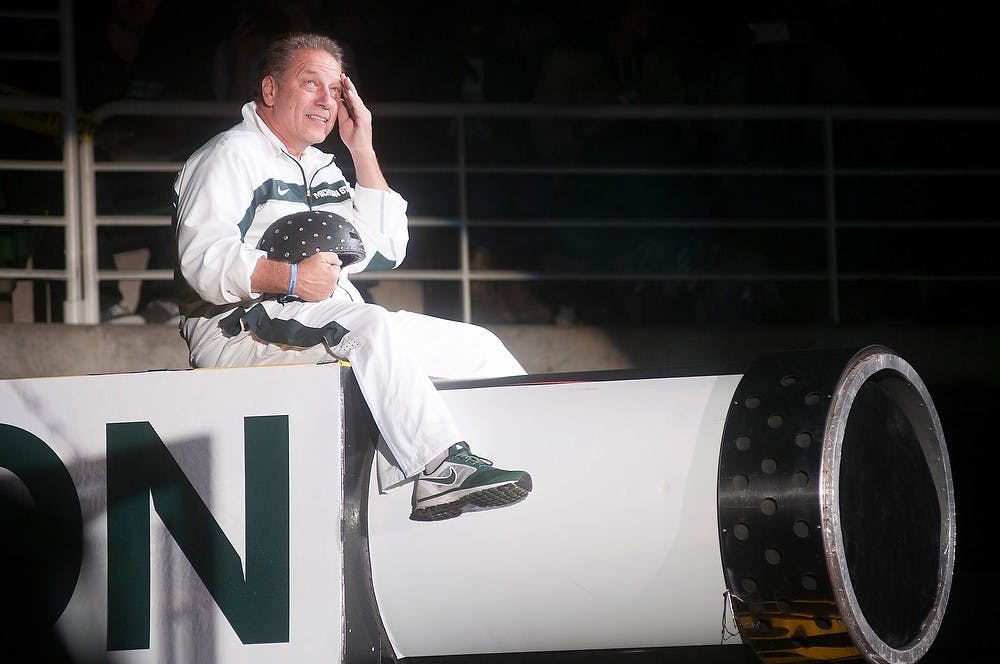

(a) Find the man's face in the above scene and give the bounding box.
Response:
[259,48,343,157]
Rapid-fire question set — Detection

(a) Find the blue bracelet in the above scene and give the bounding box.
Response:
[288,263,298,295]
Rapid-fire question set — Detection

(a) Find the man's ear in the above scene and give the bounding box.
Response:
[260,76,276,106]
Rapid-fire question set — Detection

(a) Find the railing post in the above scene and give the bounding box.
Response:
[58,0,86,324]
[456,111,472,323]
[78,134,100,324]
[822,116,840,325]
[61,131,84,323]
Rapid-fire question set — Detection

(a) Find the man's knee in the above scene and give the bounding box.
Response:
[467,323,506,351]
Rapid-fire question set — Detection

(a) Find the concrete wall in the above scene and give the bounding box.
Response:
[1,322,994,385]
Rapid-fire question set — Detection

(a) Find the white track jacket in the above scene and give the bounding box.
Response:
[173,101,408,347]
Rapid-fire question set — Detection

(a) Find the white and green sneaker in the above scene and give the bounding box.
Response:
[410,442,532,521]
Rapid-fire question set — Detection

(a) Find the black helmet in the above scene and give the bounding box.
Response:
[257,210,366,266]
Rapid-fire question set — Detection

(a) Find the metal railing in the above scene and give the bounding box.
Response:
[4,94,1000,325]
[0,0,86,321]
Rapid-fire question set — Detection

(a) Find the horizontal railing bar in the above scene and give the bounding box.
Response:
[0,96,63,112]
[0,9,60,19]
[0,159,67,171]
[97,270,173,281]
[93,161,183,173]
[88,162,1000,178]
[89,100,1000,123]
[87,215,1000,231]
[351,270,1000,283]
[0,214,69,226]
[93,266,1000,284]
[372,103,1000,122]
[95,215,172,227]
[0,268,68,280]
[0,52,60,63]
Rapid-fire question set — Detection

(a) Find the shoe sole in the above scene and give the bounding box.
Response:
[410,476,532,522]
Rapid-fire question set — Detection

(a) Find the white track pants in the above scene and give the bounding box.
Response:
[185,301,526,491]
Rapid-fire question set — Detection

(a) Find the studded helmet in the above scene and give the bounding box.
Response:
[256,210,366,266]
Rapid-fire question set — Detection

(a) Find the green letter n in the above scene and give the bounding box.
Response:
[106,416,290,650]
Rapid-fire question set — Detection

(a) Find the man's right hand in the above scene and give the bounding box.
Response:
[295,251,342,301]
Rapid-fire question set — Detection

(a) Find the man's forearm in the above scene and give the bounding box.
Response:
[350,148,389,191]
[250,256,293,295]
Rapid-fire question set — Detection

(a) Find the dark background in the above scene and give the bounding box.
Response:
[1,1,995,662]
[59,0,1000,107]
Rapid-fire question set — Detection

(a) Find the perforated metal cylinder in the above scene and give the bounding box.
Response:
[345,346,955,664]
[717,345,955,664]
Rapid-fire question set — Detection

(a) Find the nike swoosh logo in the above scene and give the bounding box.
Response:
[422,468,457,485]
[277,185,289,195]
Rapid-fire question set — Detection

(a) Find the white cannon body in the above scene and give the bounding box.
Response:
[0,346,954,664]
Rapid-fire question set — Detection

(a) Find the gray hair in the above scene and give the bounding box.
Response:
[254,32,345,102]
